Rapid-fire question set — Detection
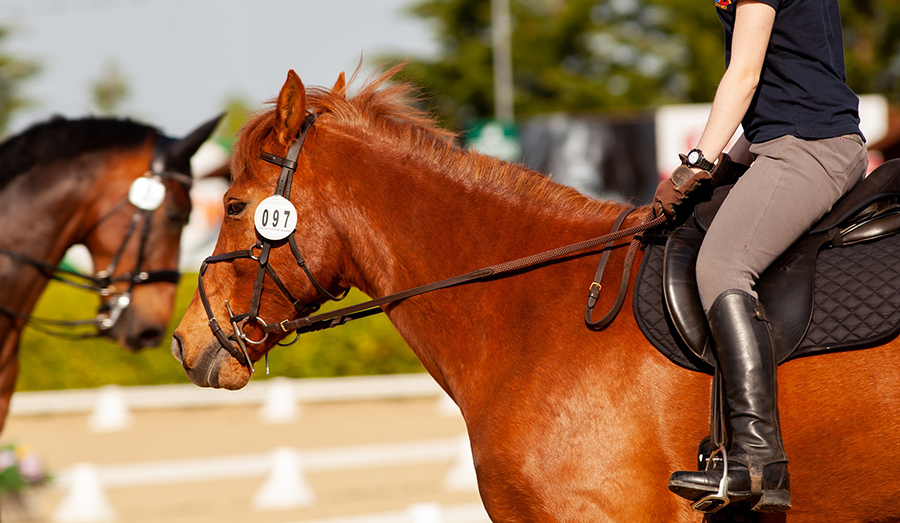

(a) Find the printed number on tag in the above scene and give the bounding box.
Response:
[128,177,166,211]
[254,196,298,241]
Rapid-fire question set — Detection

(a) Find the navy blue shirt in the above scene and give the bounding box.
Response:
[717,0,862,143]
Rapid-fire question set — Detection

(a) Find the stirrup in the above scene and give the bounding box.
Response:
[692,446,730,513]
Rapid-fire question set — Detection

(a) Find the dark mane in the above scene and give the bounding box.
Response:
[236,65,613,220]
[0,116,158,190]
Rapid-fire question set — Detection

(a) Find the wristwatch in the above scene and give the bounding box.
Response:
[683,148,716,172]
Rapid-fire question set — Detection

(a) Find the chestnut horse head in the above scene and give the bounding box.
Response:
[0,115,221,351]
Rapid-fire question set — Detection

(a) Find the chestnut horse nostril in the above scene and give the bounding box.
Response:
[170,335,185,363]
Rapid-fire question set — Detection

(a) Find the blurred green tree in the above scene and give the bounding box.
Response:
[90,59,130,115]
[840,0,900,100]
[382,0,898,131]
[213,95,254,149]
[0,26,39,136]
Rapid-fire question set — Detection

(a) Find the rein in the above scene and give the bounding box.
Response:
[0,148,190,338]
[197,110,666,370]
[272,211,663,336]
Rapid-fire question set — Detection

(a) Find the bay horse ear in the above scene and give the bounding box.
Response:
[163,112,224,174]
[332,72,347,97]
[275,70,308,147]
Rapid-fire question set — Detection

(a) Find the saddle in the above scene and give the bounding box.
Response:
[635,159,900,374]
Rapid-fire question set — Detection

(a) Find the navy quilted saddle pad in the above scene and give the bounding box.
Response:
[635,238,900,374]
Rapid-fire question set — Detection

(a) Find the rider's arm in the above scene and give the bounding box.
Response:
[695,0,776,163]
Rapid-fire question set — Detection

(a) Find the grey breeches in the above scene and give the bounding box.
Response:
[696,133,869,312]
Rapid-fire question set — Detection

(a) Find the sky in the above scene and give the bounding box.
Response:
[2,0,437,137]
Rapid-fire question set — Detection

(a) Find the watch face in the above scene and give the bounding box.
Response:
[687,150,701,165]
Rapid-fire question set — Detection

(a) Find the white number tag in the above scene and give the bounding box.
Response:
[128,177,166,211]
[254,196,298,241]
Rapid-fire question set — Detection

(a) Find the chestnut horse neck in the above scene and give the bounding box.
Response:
[301,116,630,298]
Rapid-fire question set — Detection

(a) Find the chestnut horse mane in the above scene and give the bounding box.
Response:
[236,66,620,221]
[0,116,158,191]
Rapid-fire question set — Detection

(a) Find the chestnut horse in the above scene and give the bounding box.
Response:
[0,114,220,433]
[173,68,900,522]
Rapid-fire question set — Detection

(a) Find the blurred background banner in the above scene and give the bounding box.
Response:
[518,112,657,203]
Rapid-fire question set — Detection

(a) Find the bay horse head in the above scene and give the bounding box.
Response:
[172,71,360,389]
[0,115,221,351]
[86,115,223,350]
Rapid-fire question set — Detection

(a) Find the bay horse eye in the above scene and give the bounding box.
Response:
[226,202,246,216]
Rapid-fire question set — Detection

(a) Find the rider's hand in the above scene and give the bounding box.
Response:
[652,164,713,221]
[652,153,749,221]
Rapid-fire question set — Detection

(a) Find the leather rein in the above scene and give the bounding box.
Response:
[0,148,191,339]
[197,112,665,370]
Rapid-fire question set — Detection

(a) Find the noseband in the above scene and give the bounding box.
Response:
[0,144,191,339]
[196,113,349,370]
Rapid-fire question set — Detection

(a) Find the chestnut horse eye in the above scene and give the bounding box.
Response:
[226,202,246,216]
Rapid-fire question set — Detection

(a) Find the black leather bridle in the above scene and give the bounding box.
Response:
[0,148,191,339]
[196,113,348,370]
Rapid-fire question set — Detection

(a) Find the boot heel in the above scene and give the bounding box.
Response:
[752,489,791,512]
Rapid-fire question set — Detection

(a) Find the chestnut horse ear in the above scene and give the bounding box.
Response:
[275,69,308,147]
[332,72,347,97]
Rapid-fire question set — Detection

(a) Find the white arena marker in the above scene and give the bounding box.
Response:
[443,434,478,491]
[407,502,443,523]
[53,463,116,523]
[259,377,299,424]
[253,447,314,510]
[89,385,132,433]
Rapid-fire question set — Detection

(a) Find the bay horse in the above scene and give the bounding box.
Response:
[172,68,900,522]
[0,114,220,433]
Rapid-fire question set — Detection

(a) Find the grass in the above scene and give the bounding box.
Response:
[16,276,423,391]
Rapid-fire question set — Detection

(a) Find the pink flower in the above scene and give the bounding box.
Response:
[17,452,46,483]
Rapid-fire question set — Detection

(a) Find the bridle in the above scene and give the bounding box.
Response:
[196,111,666,372]
[0,144,192,339]
[197,112,341,370]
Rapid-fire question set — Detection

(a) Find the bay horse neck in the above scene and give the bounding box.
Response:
[303,119,631,402]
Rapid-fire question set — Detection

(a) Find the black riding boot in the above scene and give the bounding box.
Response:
[668,289,791,513]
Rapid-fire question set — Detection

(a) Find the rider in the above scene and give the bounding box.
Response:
[653,0,868,513]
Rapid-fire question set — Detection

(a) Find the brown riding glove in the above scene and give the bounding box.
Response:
[652,153,748,221]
